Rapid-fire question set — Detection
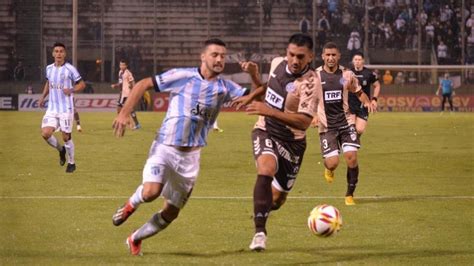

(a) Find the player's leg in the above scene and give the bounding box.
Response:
[341,126,361,205]
[131,111,141,129]
[60,114,76,172]
[126,146,199,256]
[212,120,223,132]
[320,130,340,183]
[249,129,277,251]
[41,114,66,166]
[448,94,454,111]
[441,95,447,111]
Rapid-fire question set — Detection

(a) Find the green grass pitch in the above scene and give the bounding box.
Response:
[0,111,473,265]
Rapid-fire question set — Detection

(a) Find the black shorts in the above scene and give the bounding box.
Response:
[251,129,306,192]
[349,102,369,121]
[319,125,360,158]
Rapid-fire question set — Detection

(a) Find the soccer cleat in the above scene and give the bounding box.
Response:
[133,124,142,130]
[345,196,356,206]
[324,168,335,183]
[112,201,136,226]
[126,233,142,256]
[59,146,66,166]
[77,125,82,132]
[249,232,267,251]
[213,127,224,133]
[66,163,76,173]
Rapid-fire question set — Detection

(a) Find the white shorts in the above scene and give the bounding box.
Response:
[142,141,201,209]
[41,112,74,133]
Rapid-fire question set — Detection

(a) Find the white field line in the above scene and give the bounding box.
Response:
[0,195,472,200]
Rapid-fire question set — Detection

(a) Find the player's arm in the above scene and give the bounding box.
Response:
[246,102,313,130]
[436,82,441,95]
[371,80,381,110]
[113,77,153,137]
[63,80,85,96]
[356,90,374,113]
[39,81,49,108]
[233,84,267,110]
[240,61,263,89]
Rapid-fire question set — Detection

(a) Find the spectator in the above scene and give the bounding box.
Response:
[26,85,34,94]
[394,72,405,85]
[425,21,435,47]
[466,14,474,33]
[318,14,330,31]
[383,70,393,84]
[299,16,310,34]
[437,40,448,64]
[347,29,361,58]
[408,72,417,83]
[288,0,297,19]
[13,61,25,81]
[263,0,273,25]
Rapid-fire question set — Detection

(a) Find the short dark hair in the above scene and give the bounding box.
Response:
[53,42,66,49]
[352,51,364,59]
[322,42,339,51]
[119,59,128,65]
[288,33,313,50]
[204,38,226,48]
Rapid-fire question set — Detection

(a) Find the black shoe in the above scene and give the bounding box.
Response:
[59,147,66,166]
[66,163,76,173]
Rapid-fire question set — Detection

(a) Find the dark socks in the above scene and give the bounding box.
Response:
[253,175,273,235]
[346,166,359,196]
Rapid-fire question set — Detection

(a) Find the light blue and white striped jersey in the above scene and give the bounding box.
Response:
[45,62,82,114]
[153,67,247,147]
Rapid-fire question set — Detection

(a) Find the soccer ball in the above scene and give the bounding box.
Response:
[307,204,342,237]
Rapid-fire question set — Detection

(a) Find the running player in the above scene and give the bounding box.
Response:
[349,51,380,135]
[111,59,141,129]
[314,42,373,205]
[111,39,259,256]
[234,33,320,251]
[38,42,85,173]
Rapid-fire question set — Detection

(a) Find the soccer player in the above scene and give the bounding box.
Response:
[349,52,380,135]
[314,42,373,206]
[111,39,258,256]
[436,72,455,112]
[111,59,141,129]
[234,33,320,251]
[38,42,85,173]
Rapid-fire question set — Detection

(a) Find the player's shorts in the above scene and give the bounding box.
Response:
[142,141,201,209]
[251,129,306,193]
[117,96,127,107]
[349,102,369,121]
[41,112,74,133]
[319,125,360,158]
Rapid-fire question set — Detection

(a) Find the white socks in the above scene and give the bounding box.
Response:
[46,136,62,151]
[132,212,170,242]
[129,185,144,208]
[64,140,75,164]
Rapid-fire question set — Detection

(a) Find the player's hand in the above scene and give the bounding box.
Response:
[62,88,73,96]
[240,61,259,76]
[246,101,273,116]
[371,100,378,112]
[232,95,253,110]
[112,115,130,137]
[365,102,375,113]
[435,91,439,96]
[111,84,115,89]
